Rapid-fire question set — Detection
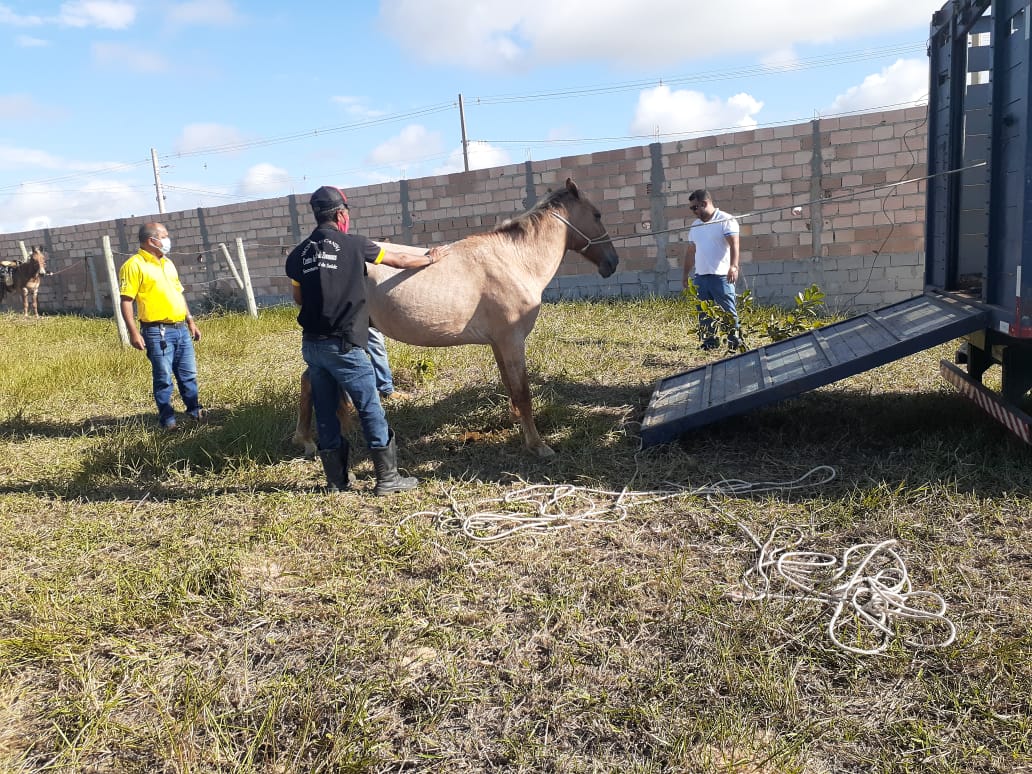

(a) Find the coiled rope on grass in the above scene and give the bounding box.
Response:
[731,523,957,655]
[397,464,836,543]
[398,464,956,654]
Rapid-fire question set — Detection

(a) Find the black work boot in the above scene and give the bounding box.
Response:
[369,430,418,496]
[318,443,351,492]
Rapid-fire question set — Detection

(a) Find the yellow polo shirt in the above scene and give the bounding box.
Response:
[118,249,189,323]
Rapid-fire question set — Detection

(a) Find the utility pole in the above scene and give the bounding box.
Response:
[458,93,470,173]
[150,147,166,214]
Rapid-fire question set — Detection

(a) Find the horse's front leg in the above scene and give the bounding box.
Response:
[491,340,554,458]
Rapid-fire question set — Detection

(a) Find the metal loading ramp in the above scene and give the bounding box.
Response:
[640,293,988,447]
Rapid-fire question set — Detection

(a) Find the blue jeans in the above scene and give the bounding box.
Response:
[301,339,390,451]
[694,273,739,343]
[366,327,395,395]
[142,324,202,426]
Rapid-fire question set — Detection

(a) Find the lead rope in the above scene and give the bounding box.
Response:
[396,465,836,542]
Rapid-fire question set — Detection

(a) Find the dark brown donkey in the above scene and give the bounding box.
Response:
[0,246,48,317]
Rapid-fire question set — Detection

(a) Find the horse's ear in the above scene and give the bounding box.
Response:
[565,178,580,198]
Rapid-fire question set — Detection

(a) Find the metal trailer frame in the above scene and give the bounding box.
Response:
[926,0,1032,405]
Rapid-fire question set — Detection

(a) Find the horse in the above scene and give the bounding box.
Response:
[0,246,48,317]
[293,178,620,458]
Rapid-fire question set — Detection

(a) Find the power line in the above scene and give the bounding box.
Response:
[472,43,927,105]
[166,102,457,159]
[0,40,930,208]
[476,98,929,147]
[0,159,151,193]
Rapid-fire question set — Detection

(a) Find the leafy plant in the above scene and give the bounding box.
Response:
[764,284,826,342]
[682,281,827,352]
[681,279,747,353]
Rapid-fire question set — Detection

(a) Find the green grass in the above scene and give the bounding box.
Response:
[1,300,1030,773]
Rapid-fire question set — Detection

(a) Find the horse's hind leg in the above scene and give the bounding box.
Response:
[491,341,555,457]
[293,370,318,457]
[293,368,355,458]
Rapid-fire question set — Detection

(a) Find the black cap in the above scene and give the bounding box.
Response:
[310,186,348,214]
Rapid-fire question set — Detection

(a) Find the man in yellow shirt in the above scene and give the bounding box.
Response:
[118,222,204,431]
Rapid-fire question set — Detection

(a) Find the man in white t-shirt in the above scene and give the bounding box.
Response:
[683,188,742,351]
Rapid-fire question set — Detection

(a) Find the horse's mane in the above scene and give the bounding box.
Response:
[492,187,575,242]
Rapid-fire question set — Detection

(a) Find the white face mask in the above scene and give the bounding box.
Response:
[158,236,171,254]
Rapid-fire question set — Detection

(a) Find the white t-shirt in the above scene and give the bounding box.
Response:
[688,209,739,276]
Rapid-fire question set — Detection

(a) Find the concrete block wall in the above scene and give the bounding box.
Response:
[0,106,928,316]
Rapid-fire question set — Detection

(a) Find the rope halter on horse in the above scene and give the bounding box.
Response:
[551,211,611,253]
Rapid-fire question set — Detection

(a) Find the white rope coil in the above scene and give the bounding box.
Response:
[398,465,836,543]
[732,524,957,655]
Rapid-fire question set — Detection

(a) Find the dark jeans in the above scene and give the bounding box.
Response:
[694,273,739,344]
[367,327,395,395]
[142,323,202,426]
[301,338,390,451]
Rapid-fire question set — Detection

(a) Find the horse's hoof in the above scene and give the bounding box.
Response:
[533,444,556,458]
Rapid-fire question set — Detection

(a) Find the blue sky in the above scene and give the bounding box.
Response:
[0,0,946,235]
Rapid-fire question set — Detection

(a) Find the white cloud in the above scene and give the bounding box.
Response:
[0,5,44,26]
[0,95,44,120]
[546,125,577,142]
[630,85,763,137]
[1,1,133,29]
[0,146,62,170]
[16,34,48,47]
[380,0,945,69]
[828,58,929,114]
[365,125,444,169]
[166,0,240,26]
[379,0,525,70]
[239,163,289,195]
[331,96,386,119]
[0,143,81,170]
[760,47,799,70]
[92,42,167,73]
[433,141,511,174]
[0,178,150,233]
[59,1,135,29]
[0,143,160,232]
[174,124,248,154]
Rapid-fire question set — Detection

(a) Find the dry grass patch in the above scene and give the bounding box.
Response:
[1,301,1031,773]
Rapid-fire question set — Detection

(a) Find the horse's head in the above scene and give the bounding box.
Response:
[555,178,619,277]
[30,246,47,275]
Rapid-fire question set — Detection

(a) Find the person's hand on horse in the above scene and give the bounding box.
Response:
[427,244,450,264]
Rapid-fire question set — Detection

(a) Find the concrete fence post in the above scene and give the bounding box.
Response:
[234,237,258,318]
[218,242,245,289]
[86,254,105,313]
[103,236,130,347]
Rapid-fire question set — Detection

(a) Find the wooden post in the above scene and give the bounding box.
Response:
[234,237,258,318]
[103,236,130,346]
[218,242,244,289]
[17,241,29,261]
[86,254,105,313]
